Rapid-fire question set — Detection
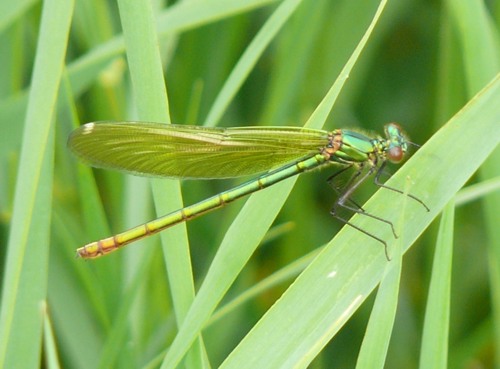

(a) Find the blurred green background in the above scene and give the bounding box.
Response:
[1,0,499,368]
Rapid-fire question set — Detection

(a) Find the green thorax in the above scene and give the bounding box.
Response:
[332,123,409,165]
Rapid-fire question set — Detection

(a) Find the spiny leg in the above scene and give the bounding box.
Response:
[330,210,391,260]
[331,166,398,238]
[327,165,366,212]
[329,166,396,260]
[374,162,430,212]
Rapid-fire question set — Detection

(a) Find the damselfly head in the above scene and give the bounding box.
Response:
[384,122,409,163]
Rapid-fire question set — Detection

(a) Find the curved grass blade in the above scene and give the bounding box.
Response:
[217,74,500,369]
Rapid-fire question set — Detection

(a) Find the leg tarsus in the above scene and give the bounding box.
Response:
[330,207,391,261]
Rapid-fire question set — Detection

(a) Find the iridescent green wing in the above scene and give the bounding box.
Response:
[67,122,330,179]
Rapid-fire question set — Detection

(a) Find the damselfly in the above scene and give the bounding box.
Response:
[68,122,428,259]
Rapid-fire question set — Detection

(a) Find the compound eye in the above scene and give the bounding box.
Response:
[388,146,404,163]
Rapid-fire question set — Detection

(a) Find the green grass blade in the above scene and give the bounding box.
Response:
[455,176,500,206]
[0,0,36,34]
[355,178,413,368]
[208,247,320,327]
[116,1,208,368]
[219,74,500,368]
[0,0,74,367]
[42,302,62,369]
[448,2,500,366]
[356,253,402,369]
[418,201,454,369]
[203,0,302,126]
